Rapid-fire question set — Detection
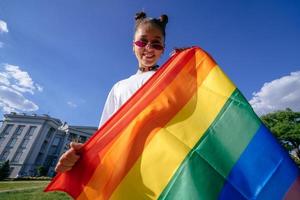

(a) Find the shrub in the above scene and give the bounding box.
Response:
[0,160,10,180]
[36,165,48,177]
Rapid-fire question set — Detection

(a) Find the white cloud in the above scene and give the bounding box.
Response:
[4,64,37,94]
[0,86,38,112]
[0,20,9,33]
[0,72,10,85]
[0,64,42,113]
[67,101,78,108]
[250,71,300,115]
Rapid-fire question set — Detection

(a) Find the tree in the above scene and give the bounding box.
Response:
[0,160,10,180]
[261,108,300,165]
[36,165,48,177]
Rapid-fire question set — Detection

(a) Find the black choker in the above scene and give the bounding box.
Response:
[139,65,159,72]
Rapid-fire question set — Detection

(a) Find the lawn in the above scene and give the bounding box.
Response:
[0,180,71,200]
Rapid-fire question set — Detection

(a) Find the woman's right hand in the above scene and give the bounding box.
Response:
[55,142,83,173]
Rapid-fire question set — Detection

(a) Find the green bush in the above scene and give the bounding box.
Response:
[36,166,48,177]
[0,160,10,180]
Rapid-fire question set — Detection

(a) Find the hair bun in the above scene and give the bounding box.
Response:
[159,14,168,26]
[135,12,147,20]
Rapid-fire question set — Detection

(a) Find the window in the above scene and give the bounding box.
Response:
[27,126,36,137]
[15,125,25,136]
[0,124,14,145]
[18,126,36,149]
[40,141,48,152]
[0,136,5,145]
[0,150,10,161]
[35,152,44,165]
[8,138,17,147]
[49,146,58,155]
[21,139,30,148]
[44,155,54,168]
[46,128,55,139]
[49,137,62,155]
[12,151,23,162]
[1,124,13,136]
[52,137,61,146]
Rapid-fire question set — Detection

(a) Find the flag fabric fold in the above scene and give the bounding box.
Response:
[45,47,300,200]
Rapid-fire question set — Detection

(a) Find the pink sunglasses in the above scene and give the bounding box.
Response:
[134,40,164,50]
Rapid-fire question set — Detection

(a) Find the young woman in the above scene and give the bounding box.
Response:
[55,12,169,173]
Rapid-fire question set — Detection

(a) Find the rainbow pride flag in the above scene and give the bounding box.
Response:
[45,47,300,199]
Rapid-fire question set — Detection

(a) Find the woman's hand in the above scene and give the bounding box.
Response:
[169,47,190,57]
[55,142,83,173]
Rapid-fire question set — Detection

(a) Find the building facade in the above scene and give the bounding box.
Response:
[0,112,97,178]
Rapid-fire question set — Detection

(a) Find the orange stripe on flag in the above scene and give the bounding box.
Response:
[78,49,216,199]
[45,47,215,200]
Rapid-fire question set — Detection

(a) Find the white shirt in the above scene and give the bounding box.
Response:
[98,70,156,128]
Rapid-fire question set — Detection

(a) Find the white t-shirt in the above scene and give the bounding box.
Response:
[98,70,156,128]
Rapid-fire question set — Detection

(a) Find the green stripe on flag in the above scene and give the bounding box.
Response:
[159,89,261,200]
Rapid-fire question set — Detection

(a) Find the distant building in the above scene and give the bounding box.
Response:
[0,112,97,178]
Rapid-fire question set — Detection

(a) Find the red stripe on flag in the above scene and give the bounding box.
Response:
[45,47,215,199]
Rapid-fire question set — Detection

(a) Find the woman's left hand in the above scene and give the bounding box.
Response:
[169,47,191,57]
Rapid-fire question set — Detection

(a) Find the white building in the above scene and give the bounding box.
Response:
[0,112,97,178]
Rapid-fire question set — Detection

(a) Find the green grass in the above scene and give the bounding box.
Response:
[0,181,71,200]
[0,180,48,190]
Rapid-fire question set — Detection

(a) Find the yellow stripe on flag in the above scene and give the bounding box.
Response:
[77,51,199,200]
[110,66,236,199]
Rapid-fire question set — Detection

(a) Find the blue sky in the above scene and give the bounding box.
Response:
[0,0,299,126]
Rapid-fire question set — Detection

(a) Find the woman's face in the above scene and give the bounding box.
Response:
[133,24,164,69]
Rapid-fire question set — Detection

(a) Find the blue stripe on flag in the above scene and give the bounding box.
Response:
[218,125,299,200]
